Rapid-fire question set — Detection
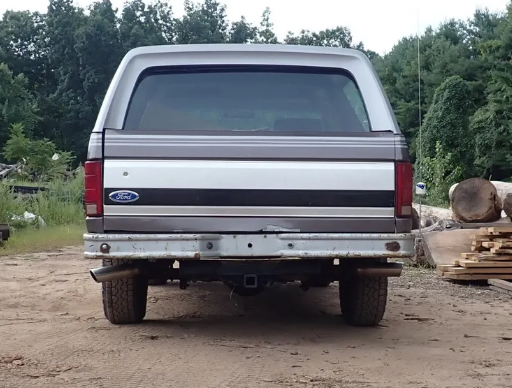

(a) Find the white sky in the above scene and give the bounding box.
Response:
[1,0,509,54]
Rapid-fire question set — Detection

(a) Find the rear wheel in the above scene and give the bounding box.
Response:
[102,259,148,324]
[339,276,387,327]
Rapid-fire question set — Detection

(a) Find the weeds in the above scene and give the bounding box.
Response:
[0,171,85,254]
[0,170,84,229]
[0,224,84,256]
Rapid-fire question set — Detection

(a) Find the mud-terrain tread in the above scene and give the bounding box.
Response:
[102,258,148,324]
[339,277,387,327]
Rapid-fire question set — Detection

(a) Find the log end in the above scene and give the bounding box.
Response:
[451,178,502,223]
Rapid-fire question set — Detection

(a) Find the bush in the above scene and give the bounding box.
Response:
[3,123,74,181]
[417,141,461,207]
[0,170,84,229]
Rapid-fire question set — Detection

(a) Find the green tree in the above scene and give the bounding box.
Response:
[0,11,47,91]
[0,64,38,150]
[228,16,257,43]
[3,123,73,180]
[0,0,511,184]
[255,7,278,44]
[175,0,228,44]
[119,0,172,50]
[415,76,475,203]
[285,26,353,47]
[75,0,122,137]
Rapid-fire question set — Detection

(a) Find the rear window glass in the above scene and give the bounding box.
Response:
[124,66,371,133]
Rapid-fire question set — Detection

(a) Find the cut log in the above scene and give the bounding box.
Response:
[503,193,512,218]
[450,180,512,219]
[450,178,502,223]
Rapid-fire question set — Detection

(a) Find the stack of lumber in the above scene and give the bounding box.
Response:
[437,226,512,280]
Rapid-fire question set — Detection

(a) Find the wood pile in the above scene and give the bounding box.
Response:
[437,226,512,280]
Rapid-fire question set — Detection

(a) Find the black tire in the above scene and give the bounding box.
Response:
[339,277,387,327]
[102,258,148,324]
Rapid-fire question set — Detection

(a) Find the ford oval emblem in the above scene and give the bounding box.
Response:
[109,190,140,203]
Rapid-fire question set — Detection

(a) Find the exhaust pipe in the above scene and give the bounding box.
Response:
[357,267,402,278]
[90,265,141,283]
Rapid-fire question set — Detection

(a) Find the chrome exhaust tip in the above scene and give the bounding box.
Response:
[356,266,403,278]
[90,265,141,283]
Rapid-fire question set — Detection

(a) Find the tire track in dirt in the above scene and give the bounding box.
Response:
[2,248,512,387]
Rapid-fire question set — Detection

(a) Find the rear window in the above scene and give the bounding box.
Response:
[124,65,371,133]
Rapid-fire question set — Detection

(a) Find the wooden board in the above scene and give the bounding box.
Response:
[438,264,512,274]
[440,272,512,280]
[423,229,474,266]
[461,222,512,229]
[486,227,512,233]
[437,265,457,272]
[491,248,512,254]
[459,253,512,261]
[460,252,479,259]
[471,235,494,241]
[488,279,512,292]
[489,285,512,296]
[452,267,512,274]
[457,260,512,268]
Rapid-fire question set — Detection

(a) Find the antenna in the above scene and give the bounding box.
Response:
[417,2,422,171]
[415,1,426,234]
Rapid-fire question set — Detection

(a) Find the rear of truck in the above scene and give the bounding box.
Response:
[83,44,415,327]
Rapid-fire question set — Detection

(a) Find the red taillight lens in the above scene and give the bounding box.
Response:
[84,161,103,217]
[395,162,413,217]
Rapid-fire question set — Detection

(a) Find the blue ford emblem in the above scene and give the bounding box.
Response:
[109,190,139,203]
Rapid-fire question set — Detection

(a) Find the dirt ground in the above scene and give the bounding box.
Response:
[1,248,512,388]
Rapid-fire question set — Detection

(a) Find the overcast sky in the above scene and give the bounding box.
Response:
[1,0,509,54]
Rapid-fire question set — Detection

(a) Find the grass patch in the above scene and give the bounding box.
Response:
[0,223,85,256]
[0,170,84,227]
[0,171,85,256]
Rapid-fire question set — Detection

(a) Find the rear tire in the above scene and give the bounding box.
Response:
[339,276,387,327]
[102,259,148,324]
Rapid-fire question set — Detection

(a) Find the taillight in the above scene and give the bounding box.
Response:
[84,161,103,217]
[395,162,412,217]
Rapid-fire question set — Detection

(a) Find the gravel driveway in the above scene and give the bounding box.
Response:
[1,247,512,387]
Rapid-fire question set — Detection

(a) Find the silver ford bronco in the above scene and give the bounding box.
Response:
[84,44,415,327]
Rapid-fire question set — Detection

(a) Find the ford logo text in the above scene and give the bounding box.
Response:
[109,190,140,203]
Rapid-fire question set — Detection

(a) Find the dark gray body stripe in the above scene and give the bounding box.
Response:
[95,131,410,161]
[88,216,411,234]
[104,188,395,208]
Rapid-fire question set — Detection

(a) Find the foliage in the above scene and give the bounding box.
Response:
[414,76,477,204]
[0,171,84,227]
[1,0,512,207]
[0,63,38,145]
[3,123,74,180]
[420,76,474,175]
[419,141,461,206]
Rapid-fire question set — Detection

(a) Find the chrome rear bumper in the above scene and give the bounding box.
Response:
[84,232,415,260]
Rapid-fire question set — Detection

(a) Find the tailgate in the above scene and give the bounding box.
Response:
[102,133,397,233]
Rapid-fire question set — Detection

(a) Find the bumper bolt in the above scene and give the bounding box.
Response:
[100,243,111,254]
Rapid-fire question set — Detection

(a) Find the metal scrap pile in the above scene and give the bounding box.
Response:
[0,163,21,180]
